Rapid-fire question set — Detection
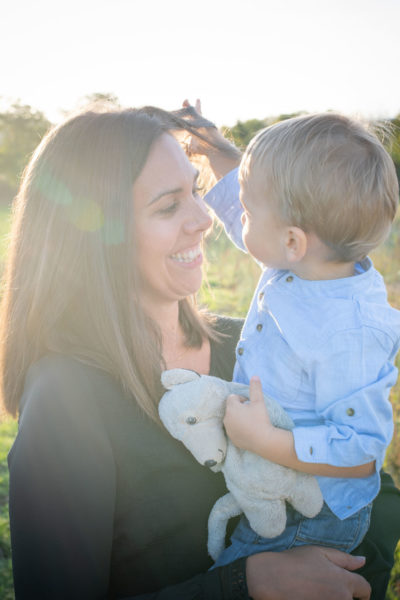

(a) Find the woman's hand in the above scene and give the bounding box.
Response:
[246,546,371,599]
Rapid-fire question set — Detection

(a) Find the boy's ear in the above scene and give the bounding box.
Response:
[284,226,308,263]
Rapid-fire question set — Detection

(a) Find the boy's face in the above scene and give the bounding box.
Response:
[240,182,289,269]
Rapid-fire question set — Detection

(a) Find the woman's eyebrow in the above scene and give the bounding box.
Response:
[148,187,181,205]
[148,169,200,206]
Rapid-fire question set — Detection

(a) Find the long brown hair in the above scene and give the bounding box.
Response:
[0,106,217,420]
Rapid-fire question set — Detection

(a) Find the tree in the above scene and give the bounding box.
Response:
[222,113,304,150]
[0,101,51,201]
[79,92,121,109]
[389,115,400,181]
[222,118,267,150]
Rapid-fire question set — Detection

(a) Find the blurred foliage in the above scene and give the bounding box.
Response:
[81,92,121,106]
[0,101,50,202]
[222,112,400,184]
[0,96,399,206]
[390,116,400,182]
[222,112,303,150]
[0,419,17,600]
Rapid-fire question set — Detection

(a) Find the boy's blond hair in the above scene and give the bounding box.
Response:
[240,113,399,262]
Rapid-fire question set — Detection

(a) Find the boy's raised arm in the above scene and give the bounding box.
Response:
[204,167,247,251]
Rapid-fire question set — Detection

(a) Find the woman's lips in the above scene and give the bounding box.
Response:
[170,243,202,264]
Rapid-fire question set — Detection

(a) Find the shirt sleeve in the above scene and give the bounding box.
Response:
[292,327,397,469]
[204,168,246,251]
[8,366,117,599]
[125,558,249,599]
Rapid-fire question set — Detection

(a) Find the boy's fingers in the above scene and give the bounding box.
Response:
[249,375,264,402]
[226,393,246,404]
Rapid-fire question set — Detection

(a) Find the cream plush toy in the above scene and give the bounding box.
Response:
[159,368,324,561]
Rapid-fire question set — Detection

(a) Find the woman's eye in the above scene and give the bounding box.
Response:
[192,184,203,197]
[158,201,179,215]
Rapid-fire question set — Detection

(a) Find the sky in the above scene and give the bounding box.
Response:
[1,0,400,126]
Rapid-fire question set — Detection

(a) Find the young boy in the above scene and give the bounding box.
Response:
[205,113,400,566]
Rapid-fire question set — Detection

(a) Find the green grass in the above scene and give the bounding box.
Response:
[200,225,260,317]
[0,206,15,599]
[0,207,11,263]
[0,418,16,600]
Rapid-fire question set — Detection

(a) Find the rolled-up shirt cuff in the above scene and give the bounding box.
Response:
[293,426,330,464]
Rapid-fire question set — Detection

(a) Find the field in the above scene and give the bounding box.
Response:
[0,211,400,598]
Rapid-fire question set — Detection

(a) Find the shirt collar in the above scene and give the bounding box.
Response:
[263,257,378,300]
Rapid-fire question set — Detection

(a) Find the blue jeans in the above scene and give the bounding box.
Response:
[212,501,372,568]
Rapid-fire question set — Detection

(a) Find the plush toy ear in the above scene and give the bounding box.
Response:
[161,369,201,389]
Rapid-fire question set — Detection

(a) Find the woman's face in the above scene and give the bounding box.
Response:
[133,133,212,310]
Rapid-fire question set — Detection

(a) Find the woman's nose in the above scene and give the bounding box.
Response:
[184,198,212,233]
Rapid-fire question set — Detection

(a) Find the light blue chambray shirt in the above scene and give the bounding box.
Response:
[205,168,400,519]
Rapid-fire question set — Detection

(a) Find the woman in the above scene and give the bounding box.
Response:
[0,103,392,599]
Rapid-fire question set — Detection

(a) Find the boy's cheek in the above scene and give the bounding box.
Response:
[242,229,250,253]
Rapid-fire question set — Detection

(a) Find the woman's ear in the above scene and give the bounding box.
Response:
[283,226,308,263]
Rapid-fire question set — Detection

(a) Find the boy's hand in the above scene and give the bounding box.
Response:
[181,99,221,156]
[224,376,276,454]
[180,99,241,178]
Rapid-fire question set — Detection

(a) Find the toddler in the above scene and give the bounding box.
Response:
[205,113,400,566]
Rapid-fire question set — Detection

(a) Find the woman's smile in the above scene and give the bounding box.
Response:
[170,243,203,265]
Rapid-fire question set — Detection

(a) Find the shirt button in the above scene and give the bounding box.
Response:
[238,347,244,356]
[346,408,355,416]
[309,446,313,455]
[259,291,264,300]
[256,324,263,332]
[286,275,294,282]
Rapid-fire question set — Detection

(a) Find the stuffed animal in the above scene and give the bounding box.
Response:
[159,368,324,561]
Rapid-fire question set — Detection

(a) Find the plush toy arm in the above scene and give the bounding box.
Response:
[207,492,242,561]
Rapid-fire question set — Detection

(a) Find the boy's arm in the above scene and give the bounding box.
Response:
[204,168,247,251]
[224,377,376,478]
[225,324,397,478]
[290,329,395,476]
